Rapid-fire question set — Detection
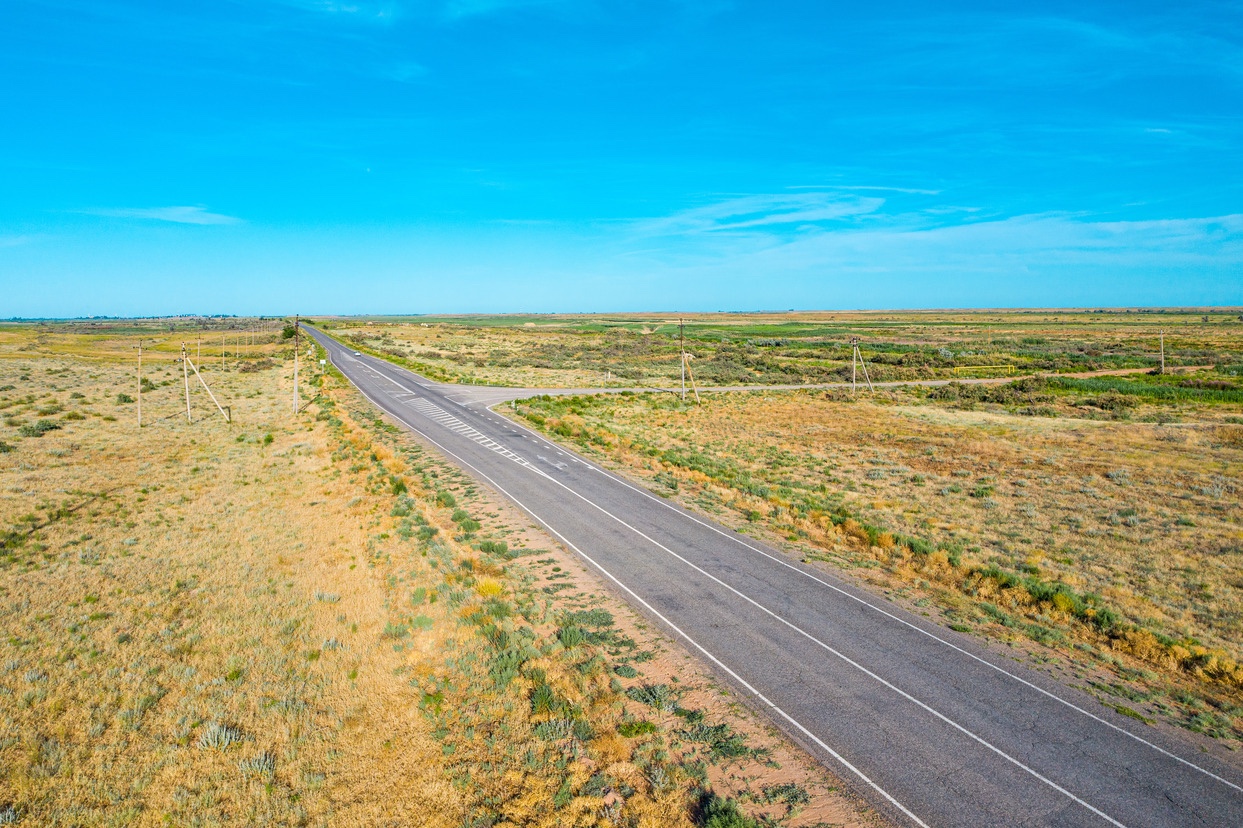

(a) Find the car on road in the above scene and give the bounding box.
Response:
[353,351,361,356]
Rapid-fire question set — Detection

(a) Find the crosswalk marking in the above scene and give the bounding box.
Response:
[405,397,538,471]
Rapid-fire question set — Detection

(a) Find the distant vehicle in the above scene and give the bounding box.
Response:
[353,351,361,356]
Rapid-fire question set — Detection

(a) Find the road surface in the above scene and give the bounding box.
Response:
[307,327,1243,828]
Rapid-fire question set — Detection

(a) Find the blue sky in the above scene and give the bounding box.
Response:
[2,0,1241,316]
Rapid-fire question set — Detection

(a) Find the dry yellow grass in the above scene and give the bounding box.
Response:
[514,388,1243,747]
[0,339,458,826]
[0,323,879,827]
[316,309,1243,389]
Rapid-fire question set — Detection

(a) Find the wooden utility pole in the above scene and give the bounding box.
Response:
[850,337,874,395]
[685,353,701,404]
[182,343,192,422]
[136,338,143,425]
[680,318,686,402]
[851,337,857,391]
[185,353,231,422]
[1159,330,1165,374]
[292,315,300,414]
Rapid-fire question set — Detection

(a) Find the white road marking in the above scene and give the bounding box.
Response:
[527,457,1130,827]
[343,355,542,474]
[317,349,932,826]
[316,335,1232,821]
[488,401,1243,796]
[343,354,1129,825]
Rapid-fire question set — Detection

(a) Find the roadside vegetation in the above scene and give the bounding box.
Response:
[314,309,1243,389]
[305,310,1243,749]
[511,373,1243,748]
[0,321,875,827]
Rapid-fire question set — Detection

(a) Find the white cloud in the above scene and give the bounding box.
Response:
[278,1,399,21]
[649,211,1243,277]
[82,206,243,225]
[636,192,885,236]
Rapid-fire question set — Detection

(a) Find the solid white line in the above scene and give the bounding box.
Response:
[529,456,1129,828]
[487,397,1243,795]
[475,473,935,828]
[317,342,930,827]
[320,339,1234,790]
[338,349,1127,826]
[316,334,1221,819]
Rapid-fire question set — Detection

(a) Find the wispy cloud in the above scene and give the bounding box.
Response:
[277,1,400,22]
[788,184,942,195]
[632,211,1243,282]
[81,206,243,225]
[637,192,885,236]
[278,0,563,23]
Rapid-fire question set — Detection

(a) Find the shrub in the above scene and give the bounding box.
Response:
[618,719,657,737]
[382,622,409,639]
[625,683,676,712]
[478,540,508,556]
[533,718,574,741]
[19,419,60,438]
[759,783,810,807]
[680,721,754,759]
[116,393,135,404]
[197,722,244,750]
[529,681,566,716]
[557,624,586,648]
[238,752,276,776]
[698,793,759,828]
[238,358,276,373]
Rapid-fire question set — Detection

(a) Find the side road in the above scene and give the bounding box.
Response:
[310,326,1243,828]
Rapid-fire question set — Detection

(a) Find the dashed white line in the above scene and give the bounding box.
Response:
[485,397,1242,797]
[348,354,1131,824]
[317,335,1232,823]
[526,455,1130,828]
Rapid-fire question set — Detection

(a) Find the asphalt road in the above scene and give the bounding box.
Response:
[307,328,1243,828]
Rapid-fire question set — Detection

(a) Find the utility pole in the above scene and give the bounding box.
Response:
[292,315,300,414]
[850,337,874,395]
[680,318,686,402]
[185,352,232,422]
[182,343,192,422]
[136,339,143,428]
[1159,330,1165,374]
[851,337,857,392]
[221,332,226,370]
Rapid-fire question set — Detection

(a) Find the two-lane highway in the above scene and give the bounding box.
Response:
[308,327,1243,828]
